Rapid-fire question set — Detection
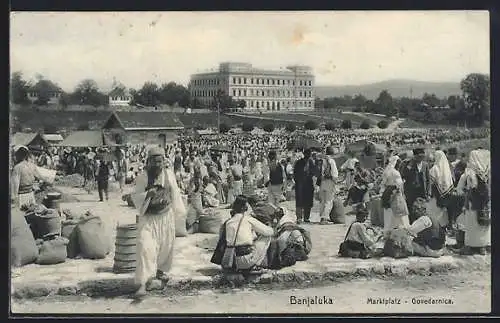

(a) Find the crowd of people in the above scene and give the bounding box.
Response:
[10,126,490,298]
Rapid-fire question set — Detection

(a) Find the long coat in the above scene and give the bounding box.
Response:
[293,157,316,209]
[401,160,430,211]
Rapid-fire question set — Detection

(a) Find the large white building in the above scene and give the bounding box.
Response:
[189,62,315,112]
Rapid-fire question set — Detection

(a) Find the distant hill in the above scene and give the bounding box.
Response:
[315,79,461,100]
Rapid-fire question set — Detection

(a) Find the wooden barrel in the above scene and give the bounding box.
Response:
[113,224,137,274]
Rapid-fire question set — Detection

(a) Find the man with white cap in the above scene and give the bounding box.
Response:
[11,145,57,209]
[132,145,186,297]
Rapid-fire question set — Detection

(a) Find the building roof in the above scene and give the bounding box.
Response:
[42,134,64,142]
[59,130,105,147]
[108,86,131,97]
[11,132,47,147]
[105,111,185,130]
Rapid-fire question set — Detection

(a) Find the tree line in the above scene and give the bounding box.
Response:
[10,72,191,109]
[315,73,490,127]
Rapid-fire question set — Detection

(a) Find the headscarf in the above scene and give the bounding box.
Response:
[466,149,490,188]
[429,150,454,196]
[381,155,403,190]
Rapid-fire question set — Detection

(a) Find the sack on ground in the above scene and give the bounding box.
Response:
[61,220,80,258]
[199,209,231,234]
[383,228,414,259]
[77,216,111,259]
[329,198,345,224]
[36,237,69,265]
[175,210,188,237]
[11,208,39,267]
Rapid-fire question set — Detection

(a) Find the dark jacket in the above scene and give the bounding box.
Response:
[402,160,430,197]
[96,163,110,182]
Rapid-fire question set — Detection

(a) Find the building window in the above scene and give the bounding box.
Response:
[233,77,236,84]
[272,79,275,85]
[238,89,241,96]
[309,80,312,86]
[251,78,254,84]
[267,79,270,85]
[299,80,302,86]
[233,90,236,96]
[262,90,265,96]
[243,89,247,96]
[243,78,247,84]
[299,91,303,97]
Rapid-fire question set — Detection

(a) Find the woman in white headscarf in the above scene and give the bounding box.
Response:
[428,150,454,228]
[379,155,410,238]
[456,149,491,255]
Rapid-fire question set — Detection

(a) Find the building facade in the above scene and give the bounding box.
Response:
[189,62,315,113]
[108,86,133,107]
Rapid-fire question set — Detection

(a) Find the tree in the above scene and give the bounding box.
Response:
[325,122,336,131]
[73,79,107,107]
[341,119,352,129]
[375,90,396,117]
[377,120,389,129]
[136,82,161,107]
[159,82,191,107]
[460,73,490,126]
[236,100,247,111]
[360,120,371,129]
[219,123,230,134]
[422,92,441,107]
[10,71,30,104]
[304,120,318,130]
[263,123,275,133]
[285,123,296,132]
[242,122,254,132]
[352,94,367,109]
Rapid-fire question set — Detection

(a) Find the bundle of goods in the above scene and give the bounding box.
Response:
[22,203,62,240]
[11,207,38,267]
[60,209,112,260]
[35,236,69,265]
[198,208,231,234]
[55,174,85,187]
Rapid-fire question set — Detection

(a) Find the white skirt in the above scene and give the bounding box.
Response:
[427,197,448,227]
[464,208,491,247]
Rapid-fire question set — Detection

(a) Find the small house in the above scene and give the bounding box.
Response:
[108,86,132,107]
[102,111,185,148]
[11,132,48,149]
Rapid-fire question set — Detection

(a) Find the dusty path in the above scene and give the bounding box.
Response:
[11,270,490,314]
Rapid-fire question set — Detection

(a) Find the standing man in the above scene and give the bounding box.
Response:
[293,149,317,224]
[96,159,110,202]
[318,146,339,225]
[401,148,431,224]
[11,146,56,209]
[115,149,128,194]
[267,150,285,206]
[133,146,186,297]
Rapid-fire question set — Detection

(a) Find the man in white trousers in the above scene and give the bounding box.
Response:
[133,146,186,297]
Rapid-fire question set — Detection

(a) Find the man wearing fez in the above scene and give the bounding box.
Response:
[401,148,431,224]
[133,146,186,297]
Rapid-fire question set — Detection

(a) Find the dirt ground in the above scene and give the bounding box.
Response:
[11,269,490,314]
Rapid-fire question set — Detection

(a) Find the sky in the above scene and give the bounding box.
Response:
[10,11,489,92]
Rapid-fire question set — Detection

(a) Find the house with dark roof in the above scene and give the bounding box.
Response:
[102,111,185,147]
[108,86,132,106]
[27,80,63,104]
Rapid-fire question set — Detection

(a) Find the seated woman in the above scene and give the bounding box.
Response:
[202,176,220,208]
[338,206,383,259]
[125,167,136,184]
[344,162,373,207]
[211,195,274,276]
[384,197,446,258]
[267,207,312,269]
